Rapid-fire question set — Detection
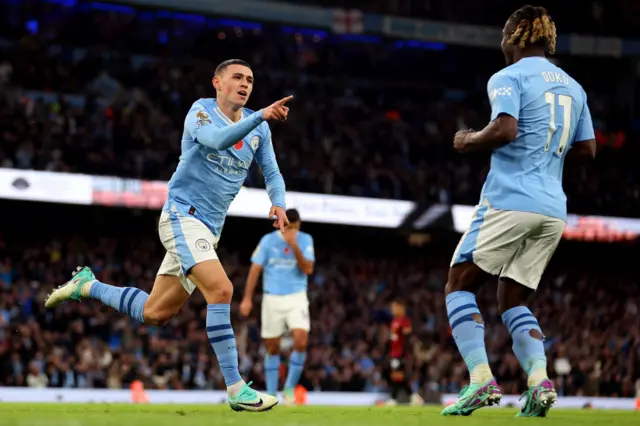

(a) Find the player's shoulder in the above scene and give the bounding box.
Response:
[491,57,552,82]
[546,63,587,99]
[563,70,587,99]
[488,65,522,89]
[191,98,217,111]
[298,231,313,241]
[262,231,278,243]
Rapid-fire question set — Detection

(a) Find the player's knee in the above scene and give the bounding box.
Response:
[265,339,280,355]
[200,278,233,304]
[292,331,309,351]
[143,306,174,327]
[497,278,535,314]
[444,281,458,296]
[293,340,307,352]
[189,261,233,304]
[210,278,233,303]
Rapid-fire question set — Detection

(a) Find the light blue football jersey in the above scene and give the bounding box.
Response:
[163,99,286,236]
[251,231,315,295]
[481,57,595,221]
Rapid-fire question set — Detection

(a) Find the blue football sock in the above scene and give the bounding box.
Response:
[446,291,491,383]
[284,351,306,390]
[501,306,547,378]
[89,281,148,323]
[264,354,280,396]
[206,304,242,387]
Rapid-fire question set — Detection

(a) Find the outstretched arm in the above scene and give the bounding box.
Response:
[185,103,264,150]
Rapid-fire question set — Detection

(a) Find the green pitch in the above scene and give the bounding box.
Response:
[0,404,637,426]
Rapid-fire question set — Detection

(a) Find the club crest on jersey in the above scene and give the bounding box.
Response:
[195,239,211,252]
[195,109,211,127]
[250,136,259,151]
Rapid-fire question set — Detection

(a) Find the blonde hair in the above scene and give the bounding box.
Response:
[508,6,557,55]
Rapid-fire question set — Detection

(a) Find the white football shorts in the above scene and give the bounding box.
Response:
[451,202,565,290]
[261,291,310,339]
[157,209,219,295]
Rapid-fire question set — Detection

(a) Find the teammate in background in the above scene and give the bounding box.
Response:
[442,6,596,417]
[45,59,294,412]
[240,209,314,404]
[386,299,422,406]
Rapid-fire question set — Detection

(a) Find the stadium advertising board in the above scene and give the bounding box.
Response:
[451,205,640,242]
[0,387,636,409]
[1,168,638,239]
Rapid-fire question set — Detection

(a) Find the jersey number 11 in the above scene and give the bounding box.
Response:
[543,92,572,156]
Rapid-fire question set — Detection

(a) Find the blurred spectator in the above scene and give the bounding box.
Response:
[0,0,638,398]
[0,206,637,396]
[0,2,638,216]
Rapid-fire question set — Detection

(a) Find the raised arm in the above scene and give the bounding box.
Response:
[185,103,264,150]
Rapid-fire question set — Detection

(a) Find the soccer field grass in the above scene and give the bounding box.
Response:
[0,404,638,426]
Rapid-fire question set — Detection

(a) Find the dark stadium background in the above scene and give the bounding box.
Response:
[0,0,639,401]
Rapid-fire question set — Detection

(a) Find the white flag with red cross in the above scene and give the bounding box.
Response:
[331,9,363,34]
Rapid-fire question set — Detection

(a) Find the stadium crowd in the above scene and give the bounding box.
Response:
[293,0,640,38]
[1,1,639,217]
[0,0,639,401]
[0,212,638,398]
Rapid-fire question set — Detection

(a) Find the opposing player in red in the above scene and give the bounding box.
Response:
[386,299,422,405]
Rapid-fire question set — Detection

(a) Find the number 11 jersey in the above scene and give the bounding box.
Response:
[481,56,595,221]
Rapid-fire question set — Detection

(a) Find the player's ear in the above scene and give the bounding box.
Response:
[212,76,221,91]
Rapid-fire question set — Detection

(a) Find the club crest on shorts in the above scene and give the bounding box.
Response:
[195,239,211,252]
[250,135,259,151]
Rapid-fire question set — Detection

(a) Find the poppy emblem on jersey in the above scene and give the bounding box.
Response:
[234,140,244,150]
[195,239,211,252]
[250,135,259,151]
[284,247,290,255]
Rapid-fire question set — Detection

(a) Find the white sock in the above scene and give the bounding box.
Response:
[470,364,493,385]
[227,380,247,398]
[528,368,548,388]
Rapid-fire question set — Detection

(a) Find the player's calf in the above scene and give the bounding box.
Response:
[441,263,502,416]
[498,279,549,387]
[283,329,308,404]
[501,304,550,385]
[45,267,149,324]
[190,260,276,411]
[264,338,281,397]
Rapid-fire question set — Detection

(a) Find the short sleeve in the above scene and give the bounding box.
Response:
[487,72,521,121]
[402,317,412,331]
[574,96,595,143]
[251,235,269,266]
[301,234,315,262]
